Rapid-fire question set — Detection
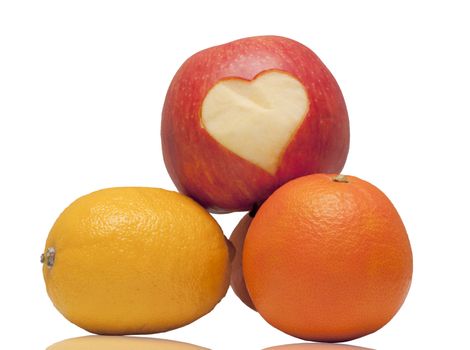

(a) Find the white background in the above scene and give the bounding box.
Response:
[1,1,469,349]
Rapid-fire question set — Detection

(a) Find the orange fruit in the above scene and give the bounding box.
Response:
[229,213,256,310]
[263,344,373,350]
[42,187,230,335]
[243,174,413,342]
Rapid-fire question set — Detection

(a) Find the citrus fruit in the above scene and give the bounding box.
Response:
[42,187,230,335]
[263,344,373,350]
[243,174,413,342]
[47,336,208,350]
[229,213,255,310]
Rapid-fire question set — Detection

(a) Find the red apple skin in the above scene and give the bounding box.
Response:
[229,213,256,311]
[162,35,349,213]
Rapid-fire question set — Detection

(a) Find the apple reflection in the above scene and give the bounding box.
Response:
[47,336,209,350]
[263,344,374,350]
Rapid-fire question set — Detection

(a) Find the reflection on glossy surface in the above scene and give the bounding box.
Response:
[263,343,374,350]
[47,335,209,350]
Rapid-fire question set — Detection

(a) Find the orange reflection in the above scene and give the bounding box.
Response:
[47,335,209,350]
[263,344,374,350]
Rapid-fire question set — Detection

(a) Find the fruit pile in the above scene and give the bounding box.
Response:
[41,36,412,343]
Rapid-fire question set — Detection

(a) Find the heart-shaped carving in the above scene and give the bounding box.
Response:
[201,70,309,174]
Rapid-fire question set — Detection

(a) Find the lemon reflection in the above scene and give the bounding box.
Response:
[263,344,374,350]
[47,336,209,350]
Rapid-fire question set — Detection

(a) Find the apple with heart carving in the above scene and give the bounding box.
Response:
[162,35,349,213]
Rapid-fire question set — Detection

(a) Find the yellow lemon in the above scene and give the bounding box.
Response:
[47,336,209,350]
[42,187,230,335]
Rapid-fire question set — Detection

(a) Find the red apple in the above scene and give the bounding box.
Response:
[229,213,256,311]
[162,35,349,213]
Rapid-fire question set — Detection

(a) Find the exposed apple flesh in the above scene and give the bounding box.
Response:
[201,70,309,175]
